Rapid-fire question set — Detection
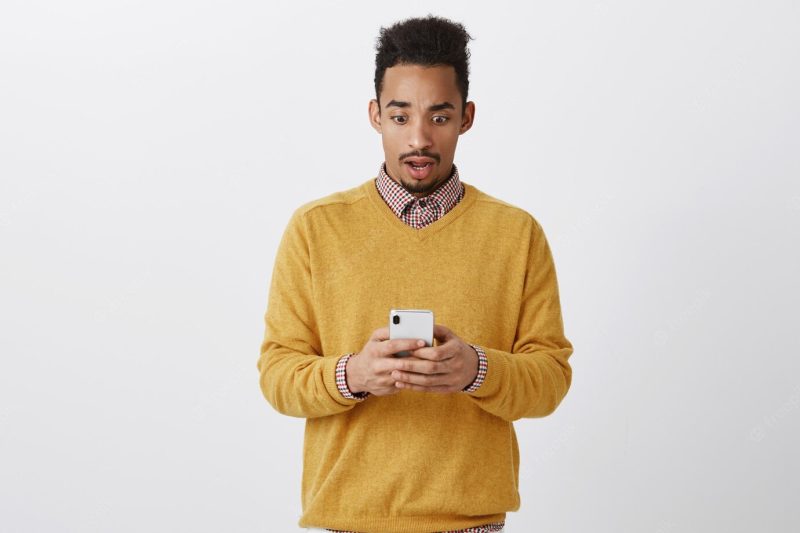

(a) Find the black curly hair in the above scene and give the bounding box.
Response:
[374,15,474,113]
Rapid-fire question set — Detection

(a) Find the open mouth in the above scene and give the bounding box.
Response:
[405,161,434,180]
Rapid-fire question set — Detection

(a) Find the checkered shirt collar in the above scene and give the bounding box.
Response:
[375,161,463,219]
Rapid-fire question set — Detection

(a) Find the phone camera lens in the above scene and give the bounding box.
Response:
[392,315,400,325]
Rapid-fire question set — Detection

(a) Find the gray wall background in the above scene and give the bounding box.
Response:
[1,1,798,531]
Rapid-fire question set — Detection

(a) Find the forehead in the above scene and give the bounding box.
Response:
[381,64,460,105]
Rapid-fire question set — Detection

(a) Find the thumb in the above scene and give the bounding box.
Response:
[370,326,390,342]
[433,324,454,342]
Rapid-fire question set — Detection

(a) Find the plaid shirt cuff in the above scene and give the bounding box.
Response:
[336,353,370,400]
[462,344,488,393]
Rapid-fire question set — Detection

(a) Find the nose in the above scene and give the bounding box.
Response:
[407,118,433,151]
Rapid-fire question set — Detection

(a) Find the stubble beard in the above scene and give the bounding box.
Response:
[400,174,443,197]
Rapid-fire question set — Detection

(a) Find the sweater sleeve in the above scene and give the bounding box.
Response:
[465,218,574,422]
[257,209,364,418]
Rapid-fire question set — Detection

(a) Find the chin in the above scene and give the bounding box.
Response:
[403,177,439,195]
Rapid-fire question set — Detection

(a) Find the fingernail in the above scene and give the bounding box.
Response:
[417,340,424,346]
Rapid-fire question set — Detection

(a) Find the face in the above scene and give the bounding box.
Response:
[369,64,475,198]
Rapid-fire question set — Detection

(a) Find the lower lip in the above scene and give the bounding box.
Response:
[405,162,434,180]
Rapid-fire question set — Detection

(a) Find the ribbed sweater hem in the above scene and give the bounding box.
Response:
[299,512,507,533]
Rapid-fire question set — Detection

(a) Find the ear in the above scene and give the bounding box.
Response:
[368,99,382,133]
[459,101,475,135]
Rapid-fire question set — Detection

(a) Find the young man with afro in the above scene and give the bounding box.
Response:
[258,14,574,533]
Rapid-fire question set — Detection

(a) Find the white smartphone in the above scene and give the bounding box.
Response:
[389,309,434,357]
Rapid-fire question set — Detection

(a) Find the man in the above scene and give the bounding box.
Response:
[257,15,574,533]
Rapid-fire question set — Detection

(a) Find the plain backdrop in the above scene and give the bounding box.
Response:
[1,1,798,532]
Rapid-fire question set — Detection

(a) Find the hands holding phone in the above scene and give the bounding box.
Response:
[346,324,480,396]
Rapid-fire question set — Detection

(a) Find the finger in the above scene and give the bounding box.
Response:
[410,342,455,362]
[392,358,443,375]
[391,370,447,387]
[370,327,390,342]
[375,356,423,374]
[433,324,454,342]
[380,338,426,357]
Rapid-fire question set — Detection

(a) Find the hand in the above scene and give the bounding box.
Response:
[390,324,479,393]
[346,327,428,396]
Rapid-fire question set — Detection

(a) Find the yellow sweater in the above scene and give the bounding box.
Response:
[257,177,574,533]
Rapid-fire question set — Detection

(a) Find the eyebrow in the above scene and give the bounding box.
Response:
[385,100,455,112]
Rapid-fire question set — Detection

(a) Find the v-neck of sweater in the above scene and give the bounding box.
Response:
[363,177,479,242]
